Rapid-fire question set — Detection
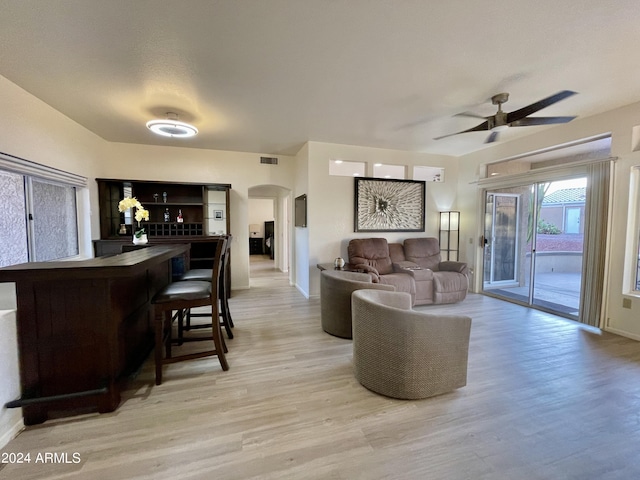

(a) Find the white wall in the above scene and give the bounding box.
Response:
[248,198,275,238]
[305,141,456,298]
[0,75,108,258]
[276,193,291,273]
[457,101,640,340]
[293,143,310,296]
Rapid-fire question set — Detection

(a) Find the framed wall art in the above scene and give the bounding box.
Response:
[354,177,426,232]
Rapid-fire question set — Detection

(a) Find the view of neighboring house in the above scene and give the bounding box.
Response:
[539,187,586,235]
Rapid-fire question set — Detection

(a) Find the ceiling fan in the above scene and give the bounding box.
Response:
[434,90,577,143]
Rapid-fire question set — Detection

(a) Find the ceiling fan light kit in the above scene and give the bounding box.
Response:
[435,90,577,144]
[146,112,198,138]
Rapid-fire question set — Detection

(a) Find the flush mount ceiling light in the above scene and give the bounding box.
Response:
[146,112,198,138]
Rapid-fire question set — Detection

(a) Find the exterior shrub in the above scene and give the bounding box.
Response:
[537,219,561,234]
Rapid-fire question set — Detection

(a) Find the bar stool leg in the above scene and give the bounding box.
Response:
[165,310,173,360]
[154,307,164,385]
[212,302,229,371]
[177,308,184,344]
[219,251,235,334]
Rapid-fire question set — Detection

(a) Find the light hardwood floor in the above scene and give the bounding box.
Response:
[2,256,640,479]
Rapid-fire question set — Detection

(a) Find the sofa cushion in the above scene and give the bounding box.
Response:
[348,238,393,275]
[403,238,442,271]
[379,273,416,303]
[393,266,433,305]
[433,271,468,295]
[388,243,405,262]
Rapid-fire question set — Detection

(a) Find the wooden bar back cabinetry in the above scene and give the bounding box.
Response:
[95,179,232,276]
[97,179,230,241]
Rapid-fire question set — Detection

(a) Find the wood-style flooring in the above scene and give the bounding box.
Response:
[1,256,640,479]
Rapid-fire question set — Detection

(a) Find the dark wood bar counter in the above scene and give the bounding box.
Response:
[0,245,188,425]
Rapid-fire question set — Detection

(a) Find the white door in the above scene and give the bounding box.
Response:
[565,207,581,234]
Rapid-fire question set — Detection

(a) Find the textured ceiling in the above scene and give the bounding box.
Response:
[1,0,640,156]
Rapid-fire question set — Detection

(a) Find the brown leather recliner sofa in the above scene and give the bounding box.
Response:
[347,237,468,306]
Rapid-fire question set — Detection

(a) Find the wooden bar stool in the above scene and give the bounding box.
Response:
[180,235,234,339]
[152,237,229,385]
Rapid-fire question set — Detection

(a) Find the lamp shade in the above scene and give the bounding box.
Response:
[440,211,460,231]
[439,211,460,261]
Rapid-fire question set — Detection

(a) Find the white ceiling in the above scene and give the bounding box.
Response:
[1,0,640,157]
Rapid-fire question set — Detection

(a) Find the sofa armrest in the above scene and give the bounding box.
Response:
[354,264,380,282]
[408,268,434,281]
[393,262,434,282]
[439,261,468,274]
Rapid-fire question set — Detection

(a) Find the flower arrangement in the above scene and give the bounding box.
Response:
[118,197,149,238]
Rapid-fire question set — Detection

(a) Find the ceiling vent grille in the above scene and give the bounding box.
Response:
[260,156,278,165]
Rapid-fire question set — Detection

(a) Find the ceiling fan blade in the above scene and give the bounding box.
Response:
[433,120,490,140]
[454,111,487,120]
[485,131,499,143]
[395,116,434,130]
[506,90,577,123]
[509,116,576,126]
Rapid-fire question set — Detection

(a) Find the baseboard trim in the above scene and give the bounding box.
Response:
[0,414,24,450]
[295,284,309,299]
[604,326,640,341]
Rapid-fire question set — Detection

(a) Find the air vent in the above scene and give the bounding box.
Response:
[260,156,278,165]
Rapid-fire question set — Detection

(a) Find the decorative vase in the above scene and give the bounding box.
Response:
[133,233,148,245]
[334,257,345,268]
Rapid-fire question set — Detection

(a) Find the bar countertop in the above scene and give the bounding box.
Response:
[0,244,189,281]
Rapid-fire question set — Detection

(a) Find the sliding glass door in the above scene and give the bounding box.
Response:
[532,179,585,317]
[483,177,586,319]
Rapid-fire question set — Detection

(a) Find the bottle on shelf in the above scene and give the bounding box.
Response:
[177,209,183,223]
[163,208,170,222]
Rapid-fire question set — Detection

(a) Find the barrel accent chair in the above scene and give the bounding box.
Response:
[352,289,472,399]
[320,270,394,338]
